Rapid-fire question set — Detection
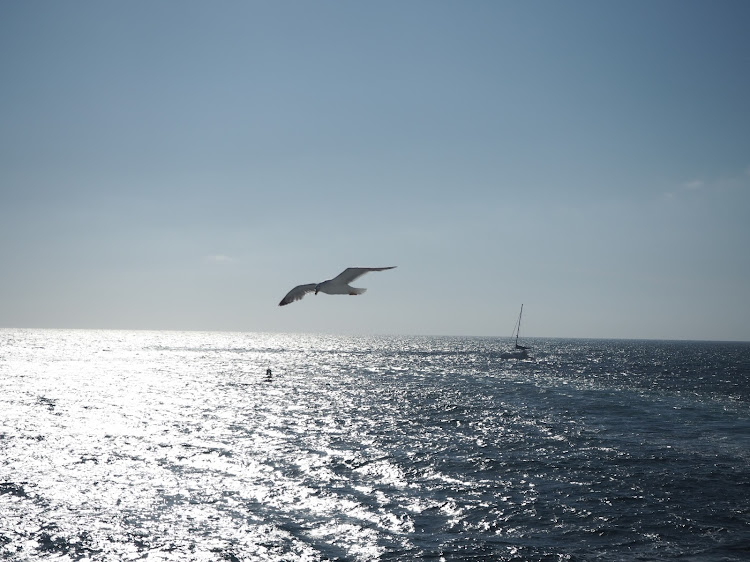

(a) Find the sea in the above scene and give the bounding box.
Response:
[1,329,749,561]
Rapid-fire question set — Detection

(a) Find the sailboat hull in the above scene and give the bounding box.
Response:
[500,349,529,359]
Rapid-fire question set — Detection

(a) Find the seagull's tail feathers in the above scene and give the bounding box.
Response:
[349,287,366,296]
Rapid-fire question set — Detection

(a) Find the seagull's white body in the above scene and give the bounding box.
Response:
[279,267,396,306]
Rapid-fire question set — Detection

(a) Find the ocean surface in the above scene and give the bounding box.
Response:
[1,329,749,561]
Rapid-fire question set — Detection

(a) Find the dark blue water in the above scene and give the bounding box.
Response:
[1,330,748,560]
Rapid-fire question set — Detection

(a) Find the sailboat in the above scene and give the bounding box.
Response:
[501,304,530,359]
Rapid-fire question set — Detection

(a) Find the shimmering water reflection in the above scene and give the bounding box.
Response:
[1,330,749,561]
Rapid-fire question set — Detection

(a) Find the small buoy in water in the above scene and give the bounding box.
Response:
[265,368,272,379]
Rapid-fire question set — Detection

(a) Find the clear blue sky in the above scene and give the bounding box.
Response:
[1,1,749,340]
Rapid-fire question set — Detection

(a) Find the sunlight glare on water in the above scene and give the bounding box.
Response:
[1,329,749,561]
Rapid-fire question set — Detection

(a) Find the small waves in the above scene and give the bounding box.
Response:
[1,330,748,560]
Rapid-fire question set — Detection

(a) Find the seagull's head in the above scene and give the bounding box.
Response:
[314,284,321,295]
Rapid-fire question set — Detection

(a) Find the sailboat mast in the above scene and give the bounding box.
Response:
[516,304,523,346]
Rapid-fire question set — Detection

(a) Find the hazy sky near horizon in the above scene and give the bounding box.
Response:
[1,1,749,340]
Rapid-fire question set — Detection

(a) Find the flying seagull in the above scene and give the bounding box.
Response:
[278,266,396,306]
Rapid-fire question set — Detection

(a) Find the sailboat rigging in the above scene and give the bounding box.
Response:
[501,304,530,359]
[513,304,528,351]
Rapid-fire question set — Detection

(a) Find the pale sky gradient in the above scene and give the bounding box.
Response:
[2,1,749,340]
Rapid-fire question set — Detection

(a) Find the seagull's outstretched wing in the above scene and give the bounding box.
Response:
[331,266,397,285]
[279,283,317,306]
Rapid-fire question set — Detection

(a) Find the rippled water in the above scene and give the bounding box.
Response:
[1,329,749,561]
